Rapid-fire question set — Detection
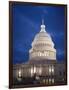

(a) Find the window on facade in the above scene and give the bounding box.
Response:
[36,66,42,75]
[44,53,46,56]
[39,67,42,75]
[34,66,36,73]
[49,78,51,84]
[49,66,51,75]
[47,51,49,56]
[44,51,49,56]
[36,67,39,74]
[18,69,22,78]
[41,52,43,56]
[39,52,41,56]
[38,51,50,57]
[31,67,34,77]
[50,52,54,57]
[46,79,48,84]
[31,66,37,76]
[52,65,54,75]
[43,79,45,83]
[52,78,54,84]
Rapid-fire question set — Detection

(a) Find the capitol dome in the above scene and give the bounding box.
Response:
[29,19,56,61]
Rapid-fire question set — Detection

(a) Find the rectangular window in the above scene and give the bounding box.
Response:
[52,78,54,84]
[46,79,48,84]
[52,65,54,75]
[49,65,52,75]
[49,78,51,84]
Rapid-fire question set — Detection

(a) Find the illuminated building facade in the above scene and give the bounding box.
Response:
[13,20,66,85]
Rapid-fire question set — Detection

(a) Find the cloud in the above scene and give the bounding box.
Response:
[57,49,64,55]
[49,31,64,38]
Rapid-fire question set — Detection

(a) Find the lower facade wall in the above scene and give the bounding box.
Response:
[13,63,66,85]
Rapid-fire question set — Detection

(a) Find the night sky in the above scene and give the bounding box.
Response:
[12,3,66,64]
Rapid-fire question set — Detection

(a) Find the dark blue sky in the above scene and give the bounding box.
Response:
[12,3,66,64]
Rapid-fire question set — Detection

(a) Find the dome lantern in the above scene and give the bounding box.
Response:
[40,19,46,32]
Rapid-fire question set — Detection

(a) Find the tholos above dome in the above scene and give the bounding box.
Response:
[29,19,56,61]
